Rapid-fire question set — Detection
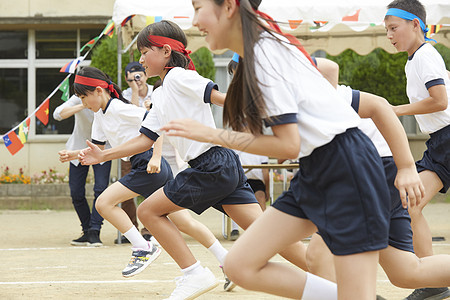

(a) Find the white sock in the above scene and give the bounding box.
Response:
[123,227,150,250]
[207,239,228,266]
[302,272,337,300]
[231,221,239,231]
[181,261,203,276]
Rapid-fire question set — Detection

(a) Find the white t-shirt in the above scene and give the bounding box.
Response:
[336,85,392,157]
[254,32,361,158]
[141,67,217,162]
[405,43,450,134]
[123,83,153,108]
[91,99,147,161]
[236,151,268,181]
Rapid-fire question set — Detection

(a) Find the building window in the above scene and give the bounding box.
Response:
[0,31,28,59]
[0,68,28,134]
[35,68,74,135]
[35,30,78,59]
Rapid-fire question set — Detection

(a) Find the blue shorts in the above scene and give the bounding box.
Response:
[272,128,390,255]
[381,157,414,253]
[416,124,450,193]
[163,146,258,215]
[119,149,173,198]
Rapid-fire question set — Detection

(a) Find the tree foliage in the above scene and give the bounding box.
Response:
[326,44,450,105]
[90,35,215,90]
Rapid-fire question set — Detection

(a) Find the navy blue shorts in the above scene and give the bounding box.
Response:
[247,179,266,193]
[163,146,258,215]
[119,149,173,198]
[272,128,390,255]
[416,124,450,193]
[381,157,414,253]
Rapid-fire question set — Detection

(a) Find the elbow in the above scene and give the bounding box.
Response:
[284,142,300,159]
[437,100,448,111]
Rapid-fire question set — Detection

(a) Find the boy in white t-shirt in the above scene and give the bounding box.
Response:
[385,1,450,298]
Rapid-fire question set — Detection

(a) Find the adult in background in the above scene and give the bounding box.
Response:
[54,95,111,247]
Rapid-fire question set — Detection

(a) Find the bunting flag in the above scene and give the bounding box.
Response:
[121,15,135,27]
[36,98,50,126]
[342,9,361,22]
[60,57,81,73]
[59,78,70,101]
[288,20,303,30]
[426,24,442,39]
[146,16,163,25]
[80,36,99,53]
[102,20,115,38]
[17,118,30,144]
[3,131,24,155]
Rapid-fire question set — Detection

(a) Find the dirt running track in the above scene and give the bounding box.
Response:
[1,203,449,299]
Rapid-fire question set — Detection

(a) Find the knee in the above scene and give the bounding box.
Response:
[388,273,419,289]
[305,244,320,273]
[223,251,254,289]
[94,195,108,215]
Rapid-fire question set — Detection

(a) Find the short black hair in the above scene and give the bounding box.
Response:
[387,0,427,25]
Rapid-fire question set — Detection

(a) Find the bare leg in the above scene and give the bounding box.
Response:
[409,170,443,257]
[254,190,267,211]
[95,181,139,233]
[224,207,317,299]
[167,209,216,248]
[334,251,379,300]
[137,188,197,269]
[380,246,450,288]
[306,233,336,280]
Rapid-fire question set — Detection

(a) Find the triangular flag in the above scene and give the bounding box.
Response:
[18,118,31,144]
[146,16,163,25]
[36,98,50,126]
[60,57,81,74]
[121,15,135,27]
[59,78,70,101]
[3,131,24,155]
[102,20,115,38]
[342,9,361,22]
[426,24,442,39]
[80,36,99,53]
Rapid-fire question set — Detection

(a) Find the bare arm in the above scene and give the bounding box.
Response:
[162,120,300,159]
[147,135,163,173]
[59,144,104,163]
[210,89,226,107]
[315,58,339,88]
[79,134,155,165]
[392,84,448,116]
[358,92,424,207]
[57,104,85,120]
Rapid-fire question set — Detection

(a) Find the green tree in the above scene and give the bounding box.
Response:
[191,47,216,81]
[327,44,450,105]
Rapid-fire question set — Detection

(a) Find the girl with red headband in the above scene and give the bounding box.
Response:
[158,0,424,299]
[63,66,235,284]
[78,20,310,299]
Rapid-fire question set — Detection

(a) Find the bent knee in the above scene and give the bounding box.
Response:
[224,251,256,289]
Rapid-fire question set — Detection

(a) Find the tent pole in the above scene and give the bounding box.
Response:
[116,26,123,244]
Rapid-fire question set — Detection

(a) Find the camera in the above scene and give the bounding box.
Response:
[127,73,142,82]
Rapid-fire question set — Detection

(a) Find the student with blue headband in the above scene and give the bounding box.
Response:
[385,1,450,299]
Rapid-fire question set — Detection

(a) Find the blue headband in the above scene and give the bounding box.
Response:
[232,52,240,63]
[385,8,436,43]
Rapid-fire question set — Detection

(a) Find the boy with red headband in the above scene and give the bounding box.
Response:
[385,1,450,299]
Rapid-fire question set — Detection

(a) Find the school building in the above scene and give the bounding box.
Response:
[0,0,429,179]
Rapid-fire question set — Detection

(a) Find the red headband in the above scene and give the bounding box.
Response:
[235,0,318,71]
[148,35,196,71]
[74,75,120,99]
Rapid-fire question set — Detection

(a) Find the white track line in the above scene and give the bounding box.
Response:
[0,279,173,285]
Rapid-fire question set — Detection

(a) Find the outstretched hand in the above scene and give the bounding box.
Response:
[394,166,425,209]
[78,140,104,165]
[160,119,214,143]
[58,150,78,163]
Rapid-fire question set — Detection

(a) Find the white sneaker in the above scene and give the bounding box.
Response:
[164,267,219,300]
[122,242,161,277]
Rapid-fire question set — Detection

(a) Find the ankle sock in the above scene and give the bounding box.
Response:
[123,227,150,250]
[181,261,203,276]
[302,272,337,300]
[207,239,228,266]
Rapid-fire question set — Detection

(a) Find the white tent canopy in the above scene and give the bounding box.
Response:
[113,0,450,55]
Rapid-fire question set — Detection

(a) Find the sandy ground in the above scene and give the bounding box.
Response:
[1,203,449,300]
